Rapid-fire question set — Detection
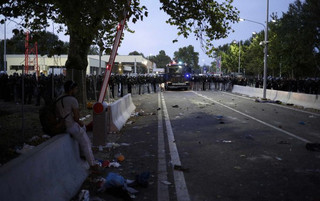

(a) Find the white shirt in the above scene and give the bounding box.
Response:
[55,95,79,129]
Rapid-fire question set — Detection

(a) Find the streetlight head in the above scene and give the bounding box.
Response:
[252,31,257,35]
[239,18,245,22]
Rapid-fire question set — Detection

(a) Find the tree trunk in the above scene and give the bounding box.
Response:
[65,30,92,108]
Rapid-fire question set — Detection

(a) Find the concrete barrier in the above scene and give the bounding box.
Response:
[232,85,320,110]
[290,92,320,109]
[108,93,136,132]
[0,134,88,201]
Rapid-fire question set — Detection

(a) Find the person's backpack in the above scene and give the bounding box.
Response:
[39,95,70,136]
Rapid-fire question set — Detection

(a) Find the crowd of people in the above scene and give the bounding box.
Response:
[193,75,320,95]
[0,72,319,105]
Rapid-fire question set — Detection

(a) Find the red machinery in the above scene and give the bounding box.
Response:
[24,31,39,79]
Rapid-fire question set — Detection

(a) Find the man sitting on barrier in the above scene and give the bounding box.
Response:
[55,80,99,172]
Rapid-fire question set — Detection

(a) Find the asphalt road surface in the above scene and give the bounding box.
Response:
[153,90,320,201]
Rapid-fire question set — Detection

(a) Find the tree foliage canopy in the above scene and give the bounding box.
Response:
[160,0,239,56]
[148,50,171,69]
[174,45,199,70]
[0,0,239,105]
[215,0,320,78]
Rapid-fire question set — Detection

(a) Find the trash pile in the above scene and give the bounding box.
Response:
[15,135,51,154]
[75,140,152,201]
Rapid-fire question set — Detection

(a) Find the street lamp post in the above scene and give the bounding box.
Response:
[238,41,241,74]
[240,0,269,99]
[263,0,269,99]
[3,17,6,73]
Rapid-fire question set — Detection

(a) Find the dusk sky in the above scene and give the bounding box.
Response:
[1,0,297,66]
[118,0,297,66]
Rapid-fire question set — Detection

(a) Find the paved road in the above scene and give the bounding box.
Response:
[93,90,320,201]
[157,90,320,201]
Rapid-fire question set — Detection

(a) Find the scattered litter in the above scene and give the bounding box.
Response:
[306,143,320,152]
[16,143,35,154]
[29,136,40,142]
[240,155,246,158]
[115,153,125,162]
[138,110,145,116]
[308,115,316,118]
[99,146,103,151]
[255,98,273,103]
[96,160,103,167]
[28,135,51,145]
[275,100,282,104]
[132,110,145,116]
[42,135,50,139]
[120,143,130,146]
[216,115,223,120]
[219,121,225,124]
[161,181,171,185]
[216,139,232,143]
[157,108,161,111]
[102,160,110,168]
[78,189,90,201]
[105,142,120,149]
[131,112,139,117]
[172,105,179,108]
[174,165,189,172]
[86,115,91,118]
[179,113,184,116]
[109,162,121,168]
[98,172,138,196]
[275,157,282,161]
[286,103,294,106]
[299,121,306,125]
[234,166,241,170]
[247,155,273,161]
[146,132,151,135]
[126,121,134,125]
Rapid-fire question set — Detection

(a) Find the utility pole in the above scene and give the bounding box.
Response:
[262,0,269,99]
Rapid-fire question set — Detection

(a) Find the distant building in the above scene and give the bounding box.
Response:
[5,54,155,75]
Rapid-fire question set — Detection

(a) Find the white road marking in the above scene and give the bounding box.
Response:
[193,91,311,143]
[161,92,191,201]
[157,92,170,201]
[220,91,320,117]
